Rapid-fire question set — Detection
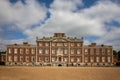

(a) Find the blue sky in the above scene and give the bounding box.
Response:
[0,0,120,51]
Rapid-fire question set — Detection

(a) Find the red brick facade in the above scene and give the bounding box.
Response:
[6,33,114,66]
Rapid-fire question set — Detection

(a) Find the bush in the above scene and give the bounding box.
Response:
[0,61,5,65]
[116,62,120,66]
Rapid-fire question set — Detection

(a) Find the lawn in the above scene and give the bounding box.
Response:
[0,66,120,80]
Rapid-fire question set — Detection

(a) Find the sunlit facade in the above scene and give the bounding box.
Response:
[6,33,114,66]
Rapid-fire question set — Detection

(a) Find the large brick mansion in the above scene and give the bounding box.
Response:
[6,33,114,66]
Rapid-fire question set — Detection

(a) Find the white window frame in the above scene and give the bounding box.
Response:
[39,49,42,54]
[39,43,42,46]
[90,56,94,62]
[102,57,105,62]
[64,43,67,46]
[20,48,23,54]
[77,43,81,47]
[14,48,17,54]
[14,56,17,62]
[108,49,110,55]
[71,49,74,54]
[64,49,67,54]
[8,48,12,54]
[77,49,81,54]
[39,57,42,62]
[64,58,68,62]
[45,49,49,54]
[31,48,35,54]
[96,57,99,63]
[85,49,88,55]
[108,57,111,63]
[90,49,94,55]
[77,58,81,62]
[96,48,99,55]
[52,57,55,62]
[52,49,55,54]
[71,58,74,62]
[31,56,35,62]
[71,43,74,46]
[26,48,29,54]
[52,43,55,46]
[85,57,88,63]
[26,56,29,62]
[45,57,49,62]
[8,56,12,62]
[45,43,49,46]
[20,56,23,62]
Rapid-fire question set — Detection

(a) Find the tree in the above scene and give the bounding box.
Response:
[118,50,120,61]
[113,50,117,56]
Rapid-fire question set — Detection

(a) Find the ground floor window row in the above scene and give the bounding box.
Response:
[6,62,113,67]
[7,56,111,63]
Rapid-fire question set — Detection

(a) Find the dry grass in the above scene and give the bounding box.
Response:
[0,66,120,80]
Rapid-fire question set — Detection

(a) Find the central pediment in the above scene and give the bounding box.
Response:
[52,38,68,42]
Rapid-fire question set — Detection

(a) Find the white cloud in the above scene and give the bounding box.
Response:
[0,0,120,50]
[0,0,47,29]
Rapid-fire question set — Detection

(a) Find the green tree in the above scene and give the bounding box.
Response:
[113,50,117,56]
[118,50,120,61]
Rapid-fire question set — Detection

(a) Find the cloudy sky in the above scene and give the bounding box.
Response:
[0,0,120,51]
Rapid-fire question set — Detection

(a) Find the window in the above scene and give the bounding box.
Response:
[39,49,42,54]
[71,49,74,54]
[8,48,12,54]
[102,49,105,55]
[39,57,42,62]
[96,48,99,55]
[85,57,88,63]
[71,43,74,46]
[77,43,81,46]
[20,48,23,54]
[64,43,67,46]
[108,49,111,55]
[39,43,42,46]
[8,56,12,62]
[90,57,94,62]
[102,57,105,62]
[71,58,74,62]
[57,43,62,46]
[108,57,111,63]
[31,56,35,62]
[14,48,17,54]
[26,56,29,62]
[14,56,17,62]
[77,58,81,62]
[52,57,55,62]
[96,57,99,62]
[31,48,35,54]
[57,48,63,55]
[64,49,68,54]
[45,57,49,62]
[45,43,49,46]
[45,49,49,54]
[52,43,55,46]
[64,58,68,62]
[85,49,88,55]
[52,49,55,54]
[26,48,29,54]
[77,49,81,54]
[90,49,94,55]
[20,56,23,62]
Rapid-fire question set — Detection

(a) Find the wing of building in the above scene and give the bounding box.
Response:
[5,33,114,66]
